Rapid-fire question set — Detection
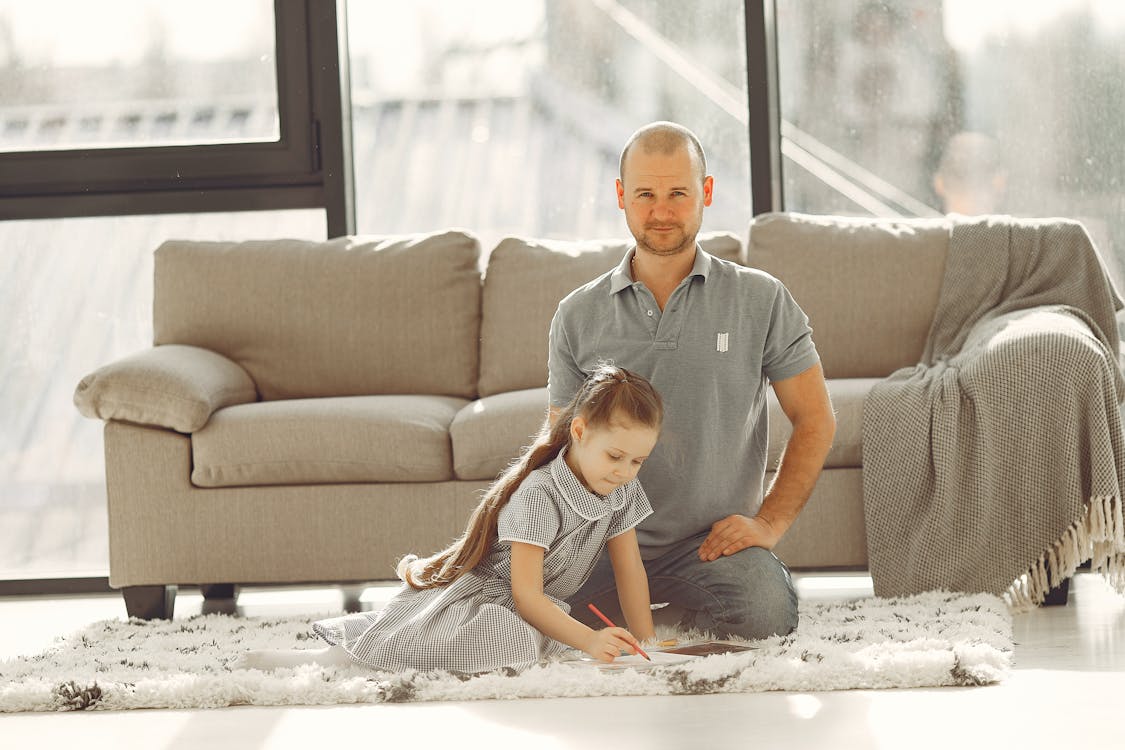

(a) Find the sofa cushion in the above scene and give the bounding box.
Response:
[451,387,549,480]
[74,344,257,433]
[478,231,742,397]
[154,230,482,401]
[191,395,469,488]
[747,213,949,379]
[767,377,877,469]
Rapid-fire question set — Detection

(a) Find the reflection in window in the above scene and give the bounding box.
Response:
[0,0,278,151]
[346,0,751,253]
[778,0,1125,289]
[0,210,325,579]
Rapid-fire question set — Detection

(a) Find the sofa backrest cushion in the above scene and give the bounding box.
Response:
[478,231,742,396]
[746,212,949,379]
[154,230,482,400]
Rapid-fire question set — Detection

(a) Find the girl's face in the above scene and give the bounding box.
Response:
[566,415,660,497]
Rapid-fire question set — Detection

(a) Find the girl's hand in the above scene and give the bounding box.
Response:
[583,627,643,663]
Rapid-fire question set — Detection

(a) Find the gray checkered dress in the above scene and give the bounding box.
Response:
[313,449,653,673]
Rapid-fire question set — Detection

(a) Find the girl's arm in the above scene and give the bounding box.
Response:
[509,541,643,662]
[607,529,656,641]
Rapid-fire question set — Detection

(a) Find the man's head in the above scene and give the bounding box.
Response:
[617,121,713,257]
[933,131,1007,215]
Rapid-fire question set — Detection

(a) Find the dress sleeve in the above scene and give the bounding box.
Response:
[607,481,654,539]
[497,484,562,550]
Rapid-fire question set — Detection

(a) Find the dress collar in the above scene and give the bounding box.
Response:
[550,448,628,520]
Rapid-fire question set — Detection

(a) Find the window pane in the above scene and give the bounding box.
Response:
[0,210,325,580]
[346,0,750,252]
[777,0,1125,290]
[0,0,279,152]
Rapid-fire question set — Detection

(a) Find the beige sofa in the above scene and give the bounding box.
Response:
[75,228,751,618]
[74,212,987,619]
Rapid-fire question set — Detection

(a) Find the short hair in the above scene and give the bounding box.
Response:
[619,121,707,185]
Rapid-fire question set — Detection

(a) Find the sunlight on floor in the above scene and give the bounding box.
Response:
[793,572,874,602]
[786,693,823,719]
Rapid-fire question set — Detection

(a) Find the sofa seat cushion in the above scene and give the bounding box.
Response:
[191,395,469,488]
[451,388,549,481]
[767,377,877,469]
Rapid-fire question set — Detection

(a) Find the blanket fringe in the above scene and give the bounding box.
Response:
[1004,494,1125,611]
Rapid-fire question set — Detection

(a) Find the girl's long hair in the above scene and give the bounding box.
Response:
[397,364,663,590]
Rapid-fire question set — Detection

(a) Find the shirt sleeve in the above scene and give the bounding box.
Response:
[497,484,562,550]
[548,303,586,409]
[606,481,655,539]
[762,280,821,383]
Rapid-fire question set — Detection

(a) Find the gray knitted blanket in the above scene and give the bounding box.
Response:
[862,215,1125,607]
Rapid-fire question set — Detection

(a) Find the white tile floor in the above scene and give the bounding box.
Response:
[1,572,1123,750]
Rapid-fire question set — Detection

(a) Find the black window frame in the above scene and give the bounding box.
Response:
[746,0,782,214]
[0,0,355,236]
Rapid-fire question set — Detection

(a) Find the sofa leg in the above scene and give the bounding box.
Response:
[341,584,365,613]
[1042,577,1070,606]
[122,585,177,620]
[200,583,237,600]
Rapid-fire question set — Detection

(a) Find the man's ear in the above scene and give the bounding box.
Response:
[702,175,715,207]
[616,179,626,210]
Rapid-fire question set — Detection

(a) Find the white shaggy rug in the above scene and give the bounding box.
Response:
[0,590,1012,712]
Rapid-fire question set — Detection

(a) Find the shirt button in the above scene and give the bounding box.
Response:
[647,310,654,316]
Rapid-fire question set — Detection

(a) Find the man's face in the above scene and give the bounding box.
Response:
[616,146,713,257]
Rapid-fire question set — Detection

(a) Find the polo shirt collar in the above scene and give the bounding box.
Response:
[609,243,713,295]
[551,448,628,520]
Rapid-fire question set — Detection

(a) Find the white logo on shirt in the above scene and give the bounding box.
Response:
[716,332,729,352]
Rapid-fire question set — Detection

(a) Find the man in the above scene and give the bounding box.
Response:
[549,121,835,639]
[932,131,1007,216]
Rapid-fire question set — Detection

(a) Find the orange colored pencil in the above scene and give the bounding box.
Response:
[587,603,651,661]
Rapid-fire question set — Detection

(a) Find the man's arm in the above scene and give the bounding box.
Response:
[698,362,835,561]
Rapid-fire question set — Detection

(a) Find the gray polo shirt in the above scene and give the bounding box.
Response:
[548,245,820,557]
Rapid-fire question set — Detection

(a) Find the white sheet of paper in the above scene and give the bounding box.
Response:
[589,651,699,671]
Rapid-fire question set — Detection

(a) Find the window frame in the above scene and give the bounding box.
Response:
[0,0,355,235]
[745,0,783,214]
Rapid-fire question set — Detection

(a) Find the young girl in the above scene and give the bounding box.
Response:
[236,364,662,673]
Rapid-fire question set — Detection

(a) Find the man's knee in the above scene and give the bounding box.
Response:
[698,547,798,640]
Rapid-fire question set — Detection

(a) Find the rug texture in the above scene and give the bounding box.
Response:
[0,590,1012,712]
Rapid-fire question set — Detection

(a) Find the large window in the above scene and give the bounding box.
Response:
[345,0,751,253]
[0,210,326,580]
[0,0,343,585]
[0,0,349,232]
[7,1,1124,587]
[0,0,279,152]
[777,0,1125,289]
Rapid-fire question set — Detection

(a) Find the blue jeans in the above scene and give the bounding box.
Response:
[566,531,798,640]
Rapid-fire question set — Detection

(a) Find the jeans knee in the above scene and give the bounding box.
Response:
[721,595,798,640]
[692,547,798,640]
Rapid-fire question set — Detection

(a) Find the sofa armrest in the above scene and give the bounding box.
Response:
[74,344,258,433]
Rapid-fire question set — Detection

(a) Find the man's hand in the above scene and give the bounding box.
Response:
[698,514,781,561]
